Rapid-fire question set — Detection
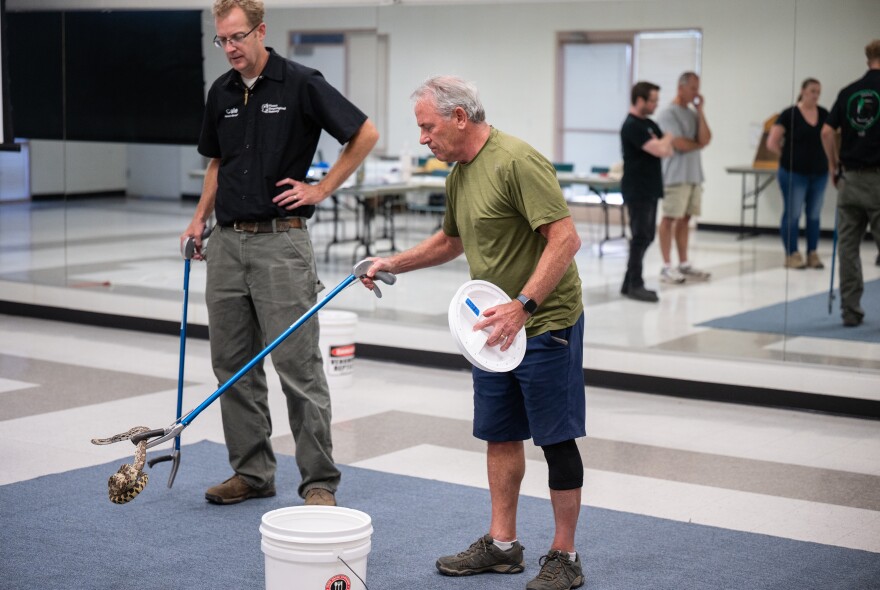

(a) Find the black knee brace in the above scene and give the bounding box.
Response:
[541,439,583,490]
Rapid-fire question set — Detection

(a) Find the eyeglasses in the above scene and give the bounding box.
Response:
[213,23,260,49]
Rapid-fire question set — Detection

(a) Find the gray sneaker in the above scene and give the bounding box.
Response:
[679,264,711,281]
[436,534,525,576]
[660,266,686,284]
[526,550,584,590]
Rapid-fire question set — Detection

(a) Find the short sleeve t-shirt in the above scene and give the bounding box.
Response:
[442,128,583,337]
[656,104,704,185]
[620,114,664,201]
[825,69,880,170]
[773,105,829,175]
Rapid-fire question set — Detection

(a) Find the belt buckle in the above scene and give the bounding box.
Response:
[232,221,255,233]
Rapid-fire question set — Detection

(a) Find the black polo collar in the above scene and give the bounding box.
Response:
[220,47,285,88]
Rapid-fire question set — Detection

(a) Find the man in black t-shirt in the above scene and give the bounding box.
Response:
[821,39,880,327]
[620,81,675,302]
[181,0,378,507]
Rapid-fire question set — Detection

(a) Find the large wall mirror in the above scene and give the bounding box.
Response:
[1,0,877,413]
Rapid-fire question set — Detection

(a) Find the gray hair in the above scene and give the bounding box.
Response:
[678,71,699,87]
[411,76,486,123]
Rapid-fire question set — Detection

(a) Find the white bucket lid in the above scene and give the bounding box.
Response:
[260,506,373,544]
[318,310,359,325]
[447,280,526,373]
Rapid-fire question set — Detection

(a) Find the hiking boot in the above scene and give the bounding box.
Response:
[304,488,336,506]
[785,252,807,269]
[660,266,686,284]
[624,286,659,303]
[436,534,525,576]
[526,550,585,590]
[842,315,863,327]
[806,251,824,269]
[679,264,711,281]
[205,474,275,505]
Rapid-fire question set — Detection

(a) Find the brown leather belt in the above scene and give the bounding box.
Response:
[231,218,305,233]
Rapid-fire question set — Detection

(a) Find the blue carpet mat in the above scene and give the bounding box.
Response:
[1,441,877,589]
[697,279,880,343]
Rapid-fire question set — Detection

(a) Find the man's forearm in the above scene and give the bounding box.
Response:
[317,119,380,199]
[696,110,711,147]
[520,217,581,304]
[672,137,702,153]
[386,230,464,274]
[644,136,675,158]
[821,124,838,171]
[194,158,219,223]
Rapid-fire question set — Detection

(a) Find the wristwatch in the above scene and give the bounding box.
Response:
[516,293,538,315]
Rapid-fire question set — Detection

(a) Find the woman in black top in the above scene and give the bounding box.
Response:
[766,78,830,269]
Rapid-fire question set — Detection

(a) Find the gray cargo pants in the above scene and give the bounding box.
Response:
[205,225,340,498]
[836,169,880,324]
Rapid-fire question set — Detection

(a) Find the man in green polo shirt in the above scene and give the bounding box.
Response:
[364,76,586,590]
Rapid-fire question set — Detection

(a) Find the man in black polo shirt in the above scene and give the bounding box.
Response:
[182,0,378,506]
[620,81,675,303]
[821,39,880,328]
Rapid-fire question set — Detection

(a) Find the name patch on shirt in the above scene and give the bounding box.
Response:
[261,103,287,114]
[225,108,239,118]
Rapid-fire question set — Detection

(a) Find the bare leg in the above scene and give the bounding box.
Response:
[487,441,525,542]
[675,215,692,265]
[549,487,582,553]
[658,217,675,265]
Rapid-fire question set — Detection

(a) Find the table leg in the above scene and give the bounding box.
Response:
[324,192,370,261]
[753,173,764,232]
[600,196,609,258]
[361,197,373,259]
[739,173,747,239]
[324,195,340,262]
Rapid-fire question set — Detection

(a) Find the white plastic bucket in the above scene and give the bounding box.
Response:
[318,310,358,389]
[260,506,373,590]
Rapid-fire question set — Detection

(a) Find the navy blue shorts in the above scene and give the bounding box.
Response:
[472,313,585,446]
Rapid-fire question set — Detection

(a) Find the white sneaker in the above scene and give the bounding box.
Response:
[660,266,686,284]
[679,264,711,281]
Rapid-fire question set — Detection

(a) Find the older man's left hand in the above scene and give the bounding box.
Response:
[473,300,528,352]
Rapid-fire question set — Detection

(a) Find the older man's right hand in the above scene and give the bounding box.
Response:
[360,257,394,292]
[181,220,208,261]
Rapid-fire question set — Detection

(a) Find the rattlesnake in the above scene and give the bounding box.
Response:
[91,426,151,504]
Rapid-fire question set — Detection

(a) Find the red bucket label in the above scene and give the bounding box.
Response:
[330,344,355,358]
[325,574,351,590]
[327,344,355,376]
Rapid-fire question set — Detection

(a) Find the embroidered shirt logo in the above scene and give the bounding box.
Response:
[225,108,239,118]
[261,103,287,114]
[845,89,879,136]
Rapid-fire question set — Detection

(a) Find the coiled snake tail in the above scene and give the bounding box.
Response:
[91,426,151,504]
